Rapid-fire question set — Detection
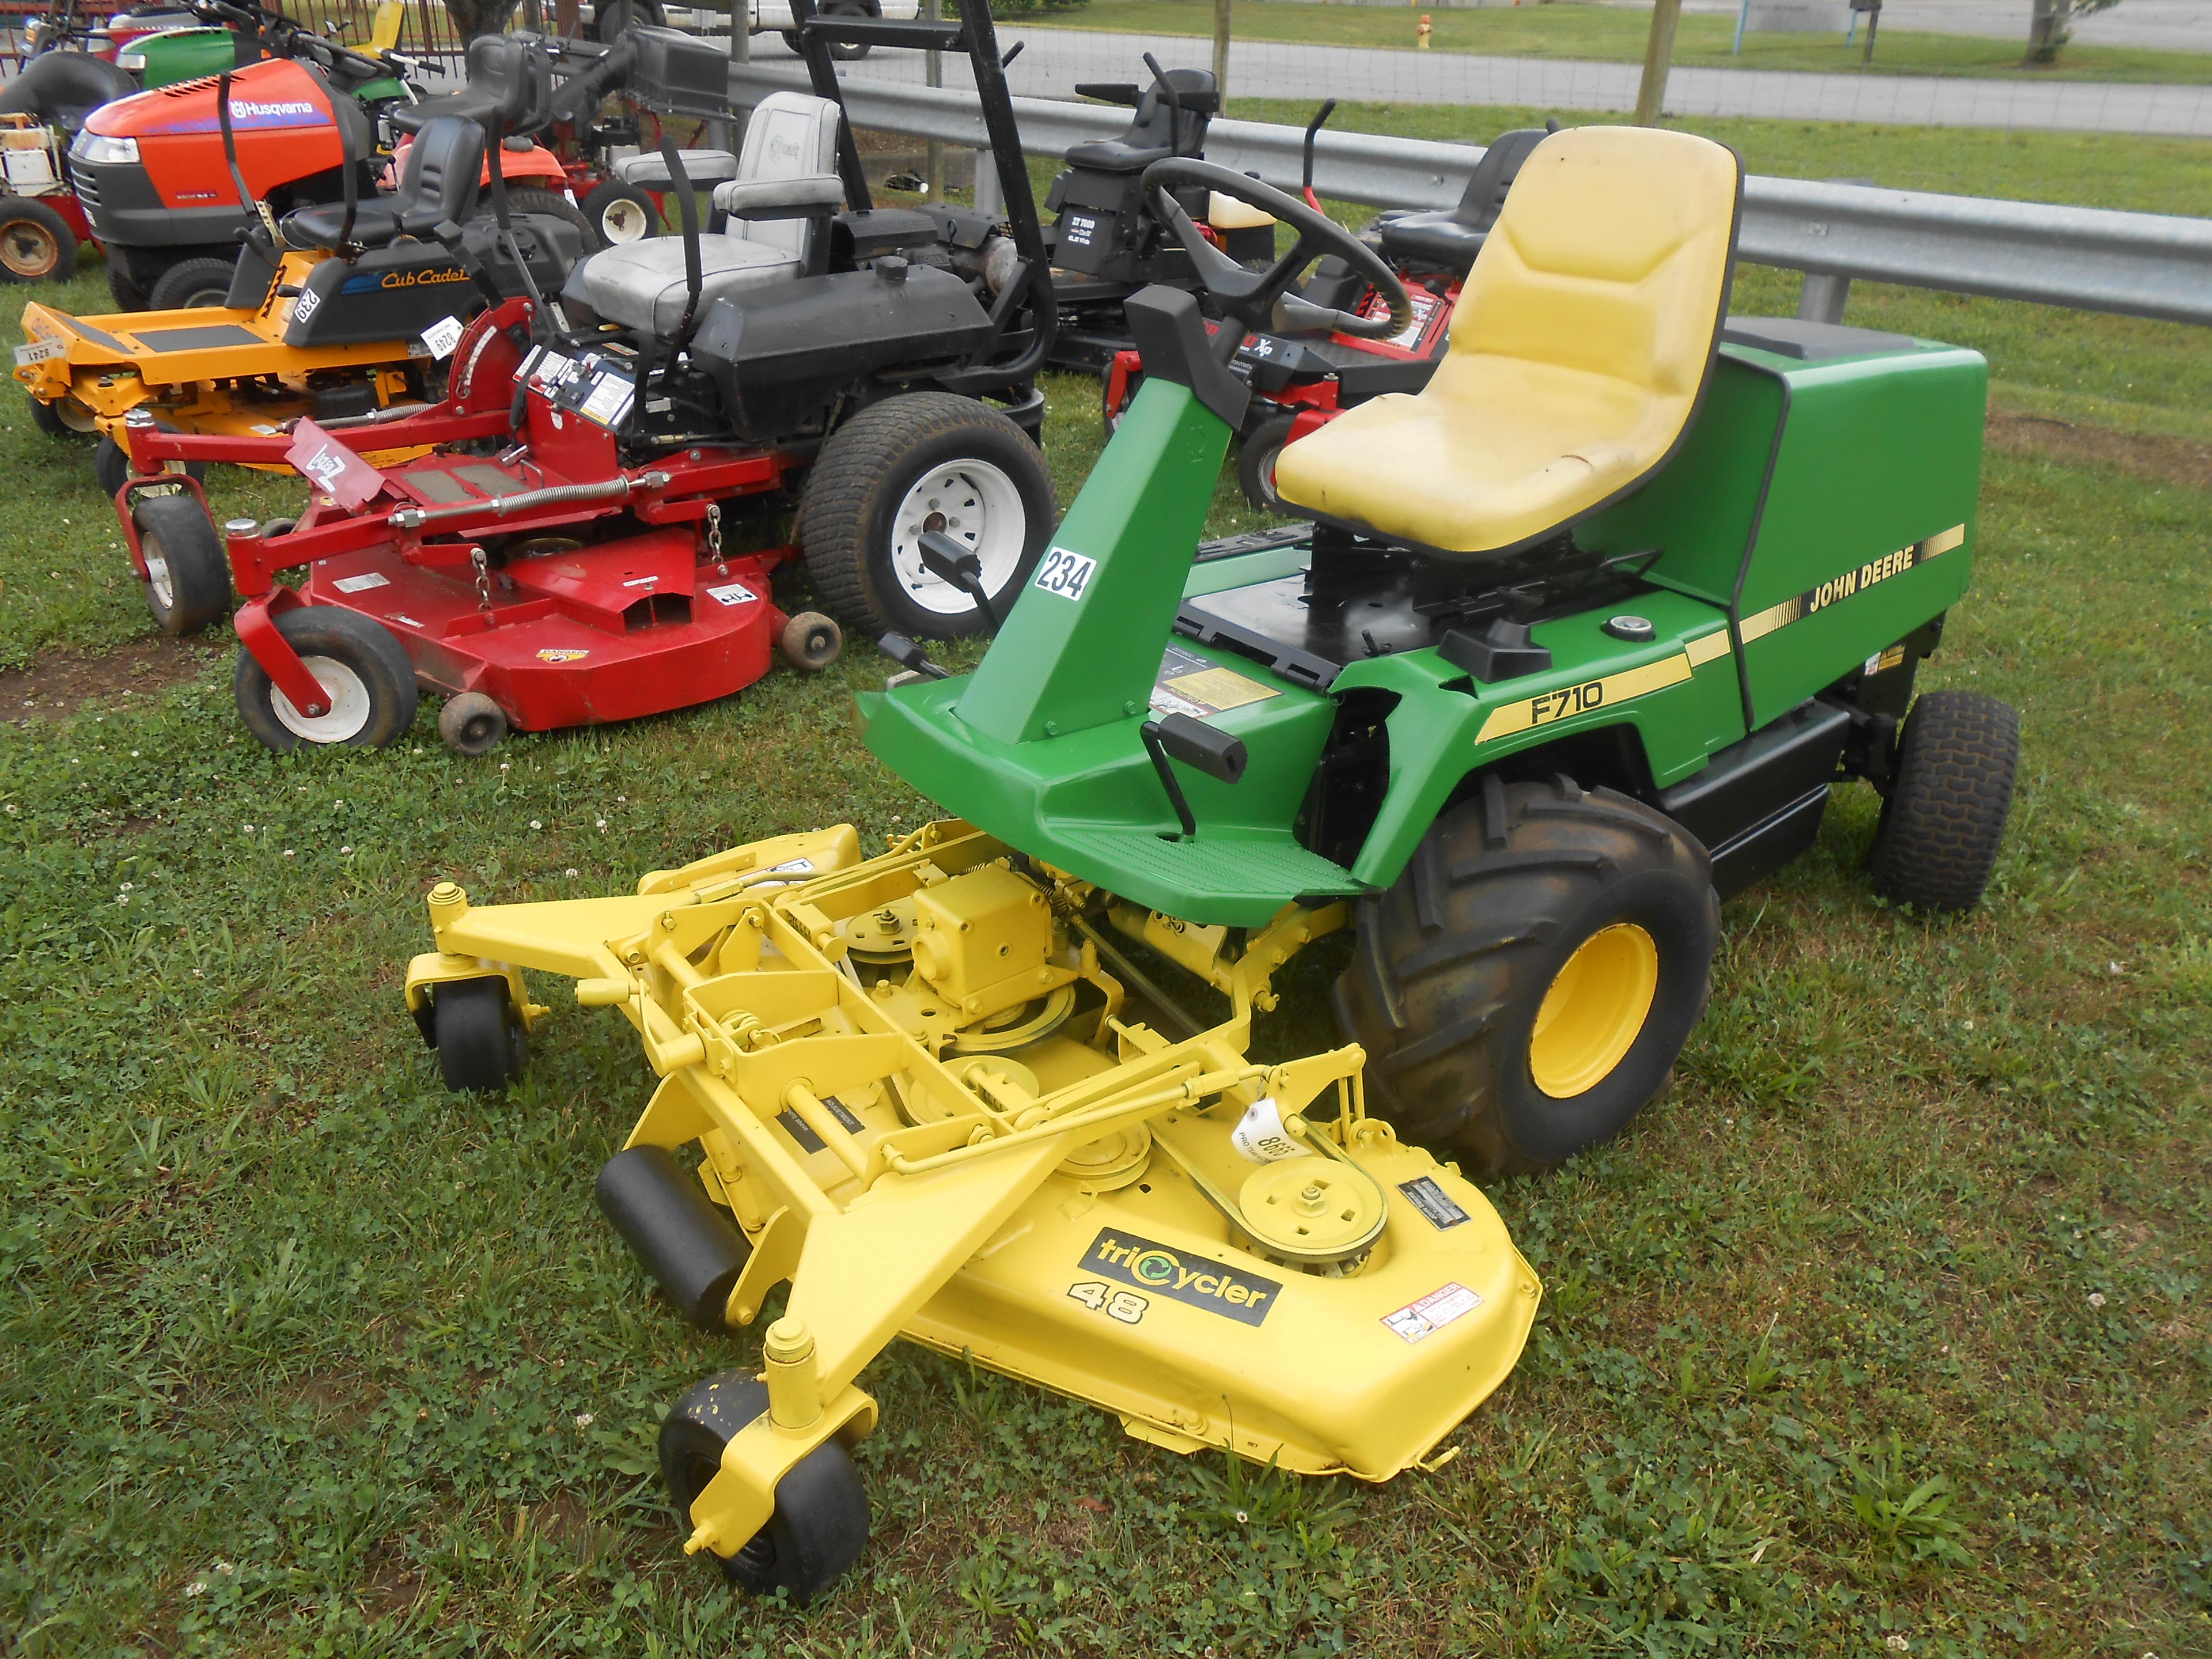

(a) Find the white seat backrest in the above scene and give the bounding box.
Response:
[738,91,844,259]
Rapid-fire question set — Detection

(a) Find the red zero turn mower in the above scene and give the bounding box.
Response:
[113,0,1060,756]
[1103,120,1552,512]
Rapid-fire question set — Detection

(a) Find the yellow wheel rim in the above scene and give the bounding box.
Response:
[1528,923,1660,1099]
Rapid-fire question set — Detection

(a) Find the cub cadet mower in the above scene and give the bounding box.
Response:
[399,126,2018,1599]
[16,35,594,524]
[118,0,1058,744]
[1103,115,1552,513]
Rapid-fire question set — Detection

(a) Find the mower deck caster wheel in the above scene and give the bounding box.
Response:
[233,607,419,751]
[438,692,510,756]
[1868,690,2019,912]
[431,978,528,1093]
[131,493,233,636]
[660,1373,869,1605]
[779,611,842,672]
[25,391,94,442]
[97,419,207,501]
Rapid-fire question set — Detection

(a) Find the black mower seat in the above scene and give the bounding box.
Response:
[282,113,486,252]
[1372,126,1549,277]
[1064,67,1216,175]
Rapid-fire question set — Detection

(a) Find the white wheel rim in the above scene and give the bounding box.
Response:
[602,197,650,244]
[271,654,373,743]
[144,549,175,611]
[889,459,1027,617]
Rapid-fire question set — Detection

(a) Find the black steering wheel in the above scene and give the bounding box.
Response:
[1142,156,1412,342]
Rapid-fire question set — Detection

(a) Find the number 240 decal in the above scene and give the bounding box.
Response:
[1033,547,1097,600]
[1068,1280,1147,1324]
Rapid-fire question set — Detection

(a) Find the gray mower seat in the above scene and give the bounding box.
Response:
[563,90,843,335]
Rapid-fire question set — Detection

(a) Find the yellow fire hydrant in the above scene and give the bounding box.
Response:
[1416,11,1434,48]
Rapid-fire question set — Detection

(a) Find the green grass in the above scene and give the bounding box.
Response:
[3,190,2210,1656]
[1032,0,2212,84]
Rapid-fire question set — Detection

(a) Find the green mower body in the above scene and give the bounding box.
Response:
[865,316,1988,929]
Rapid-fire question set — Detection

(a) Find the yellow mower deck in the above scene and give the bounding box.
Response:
[16,251,430,462]
[407,822,1538,1563]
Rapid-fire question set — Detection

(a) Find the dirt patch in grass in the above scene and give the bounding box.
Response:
[0,635,222,722]
[1988,412,2212,495]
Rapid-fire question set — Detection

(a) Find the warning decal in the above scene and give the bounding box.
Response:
[1150,643,1281,721]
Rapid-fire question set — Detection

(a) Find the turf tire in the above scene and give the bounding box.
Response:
[132,493,233,636]
[1867,690,2018,912]
[146,255,238,310]
[432,977,528,1092]
[660,1373,870,1605]
[506,185,597,252]
[233,606,418,751]
[796,391,1055,641]
[579,177,658,247]
[1335,774,1720,1176]
[1238,411,1297,513]
[26,391,94,440]
[0,198,76,283]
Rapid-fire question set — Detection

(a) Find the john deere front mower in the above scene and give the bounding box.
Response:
[406,125,2017,1601]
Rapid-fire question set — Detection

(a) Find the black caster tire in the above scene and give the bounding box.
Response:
[1868,690,2019,913]
[796,391,1056,641]
[132,493,233,636]
[96,418,207,500]
[660,1373,870,1606]
[233,606,419,751]
[145,255,238,310]
[437,691,509,756]
[1336,774,1719,1177]
[26,389,95,441]
[580,177,659,247]
[779,610,842,672]
[505,185,597,253]
[0,198,76,283]
[431,977,528,1093]
[1238,411,1298,514]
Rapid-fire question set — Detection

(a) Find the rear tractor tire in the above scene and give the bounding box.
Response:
[233,606,418,752]
[1335,774,1720,1177]
[0,198,76,283]
[431,976,529,1093]
[659,1372,870,1605]
[145,255,238,310]
[796,391,1055,642]
[1867,690,2019,913]
[131,493,232,636]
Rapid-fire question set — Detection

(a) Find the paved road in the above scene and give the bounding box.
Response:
[752,27,2212,134]
[1668,0,2212,54]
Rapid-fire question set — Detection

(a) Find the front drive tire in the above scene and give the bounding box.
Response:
[233,606,419,751]
[660,1373,870,1606]
[1336,774,1720,1177]
[796,391,1056,641]
[132,493,232,636]
[1867,690,2019,912]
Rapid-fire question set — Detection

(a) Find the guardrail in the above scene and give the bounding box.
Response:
[732,64,2212,329]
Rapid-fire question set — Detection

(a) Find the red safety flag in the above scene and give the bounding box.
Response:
[286,419,385,510]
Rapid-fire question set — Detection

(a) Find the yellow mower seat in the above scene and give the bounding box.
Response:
[1274,125,1741,557]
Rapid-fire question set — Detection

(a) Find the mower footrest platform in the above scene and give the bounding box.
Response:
[1050,827,1366,908]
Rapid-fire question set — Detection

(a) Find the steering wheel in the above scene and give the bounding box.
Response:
[1142,156,1412,342]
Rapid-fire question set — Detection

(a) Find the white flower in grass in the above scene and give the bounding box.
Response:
[530,819,542,830]
[574,1412,594,1428]
[1885,1639,1910,1654]
[566,868,578,878]
[2089,1291,2107,1308]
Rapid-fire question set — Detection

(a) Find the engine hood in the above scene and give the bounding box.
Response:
[85,56,336,139]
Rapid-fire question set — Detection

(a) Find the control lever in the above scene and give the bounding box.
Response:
[877,634,951,680]
[916,530,1005,631]
[1141,712,1247,840]
[1001,40,1023,67]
